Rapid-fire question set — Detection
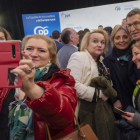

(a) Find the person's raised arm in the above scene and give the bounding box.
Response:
[11,52,43,100]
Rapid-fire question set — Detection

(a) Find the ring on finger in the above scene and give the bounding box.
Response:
[27,66,35,74]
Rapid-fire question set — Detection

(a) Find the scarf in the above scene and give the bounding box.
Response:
[8,99,34,140]
[8,62,52,140]
[34,62,52,82]
[113,45,132,66]
[133,80,140,109]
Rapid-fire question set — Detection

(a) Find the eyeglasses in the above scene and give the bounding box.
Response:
[127,21,140,29]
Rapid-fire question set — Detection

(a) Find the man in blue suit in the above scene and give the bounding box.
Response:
[52,30,64,53]
[57,28,79,69]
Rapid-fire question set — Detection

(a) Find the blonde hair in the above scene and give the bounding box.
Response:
[131,41,140,50]
[22,34,57,64]
[111,25,131,47]
[80,29,108,53]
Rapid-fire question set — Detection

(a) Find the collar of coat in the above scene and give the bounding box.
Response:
[84,49,104,64]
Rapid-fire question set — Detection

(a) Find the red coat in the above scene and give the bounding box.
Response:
[26,69,77,140]
[0,88,11,112]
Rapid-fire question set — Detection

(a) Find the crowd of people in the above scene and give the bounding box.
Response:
[0,8,140,140]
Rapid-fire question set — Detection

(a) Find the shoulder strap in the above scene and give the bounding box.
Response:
[46,109,86,140]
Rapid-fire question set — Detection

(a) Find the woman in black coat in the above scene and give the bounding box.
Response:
[103,25,140,119]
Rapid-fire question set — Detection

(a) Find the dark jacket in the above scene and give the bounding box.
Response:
[103,43,140,110]
[54,40,64,53]
[115,106,139,140]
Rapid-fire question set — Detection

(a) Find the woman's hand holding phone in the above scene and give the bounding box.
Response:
[10,52,43,100]
[121,112,134,124]
[11,51,35,88]
[113,107,134,124]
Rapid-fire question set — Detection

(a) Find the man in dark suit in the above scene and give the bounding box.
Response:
[57,28,79,69]
[52,30,64,53]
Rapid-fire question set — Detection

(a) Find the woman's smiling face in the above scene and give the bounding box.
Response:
[132,46,140,69]
[114,29,130,50]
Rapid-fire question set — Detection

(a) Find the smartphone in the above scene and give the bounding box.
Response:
[113,107,126,115]
[0,40,22,88]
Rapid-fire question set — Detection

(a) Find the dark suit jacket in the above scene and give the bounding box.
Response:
[54,40,64,53]
[103,46,140,110]
[57,44,78,69]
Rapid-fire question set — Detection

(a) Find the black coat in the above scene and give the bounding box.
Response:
[103,44,140,111]
[115,106,139,140]
[54,40,64,53]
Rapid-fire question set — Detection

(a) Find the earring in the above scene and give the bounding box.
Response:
[47,60,51,67]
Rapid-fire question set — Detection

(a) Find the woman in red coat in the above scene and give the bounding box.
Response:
[8,34,77,140]
[0,27,13,140]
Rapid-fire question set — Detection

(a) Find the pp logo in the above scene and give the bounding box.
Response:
[115,6,121,11]
[34,26,49,35]
[61,13,70,18]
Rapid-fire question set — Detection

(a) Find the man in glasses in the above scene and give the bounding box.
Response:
[126,8,140,41]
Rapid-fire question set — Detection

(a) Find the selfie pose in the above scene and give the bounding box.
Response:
[5,34,77,140]
[67,30,117,140]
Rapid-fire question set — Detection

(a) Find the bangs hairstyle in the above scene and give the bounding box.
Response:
[131,41,140,50]
[80,29,108,53]
[111,25,131,47]
[22,34,57,64]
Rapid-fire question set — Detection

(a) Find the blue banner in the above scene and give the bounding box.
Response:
[22,12,61,37]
